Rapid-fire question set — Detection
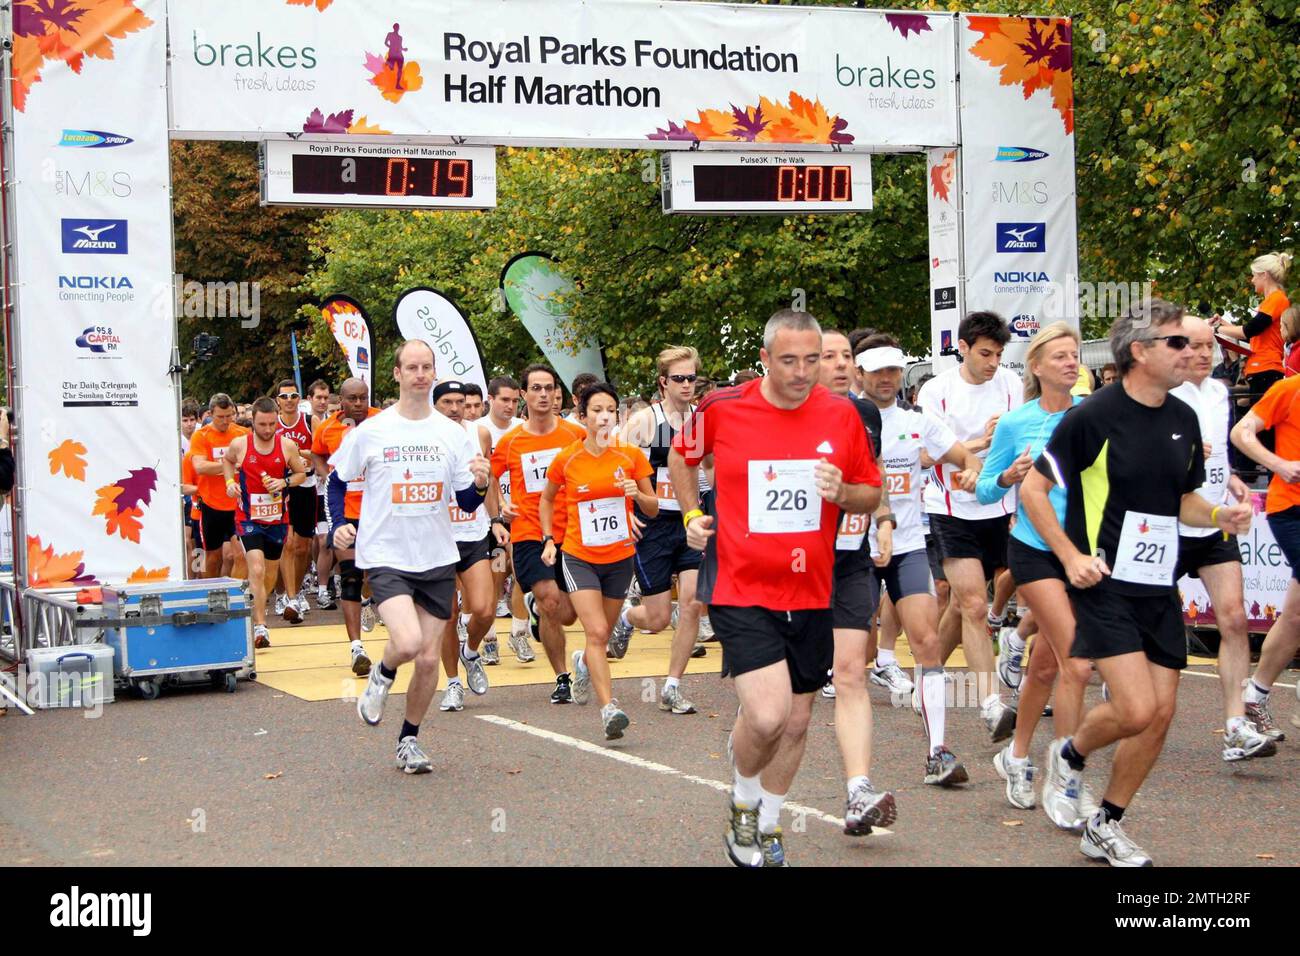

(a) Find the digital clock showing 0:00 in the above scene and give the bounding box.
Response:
[291,155,475,199]
[692,164,853,203]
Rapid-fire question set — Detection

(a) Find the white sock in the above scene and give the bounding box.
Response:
[921,669,947,756]
[446,677,461,688]
[1006,750,1029,768]
[847,774,871,797]
[877,647,897,668]
[733,770,762,808]
[982,693,1002,714]
[511,616,527,634]
[460,612,471,626]
[618,609,630,630]
[1244,679,1271,703]
[576,651,587,675]
[1005,630,1027,654]
[663,676,679,691]
[462,644,480,661]
[758,785,785,834]
[1226,715,1249,734]
[351,638,364,648]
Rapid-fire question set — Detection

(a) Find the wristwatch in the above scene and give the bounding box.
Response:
[541,534,554,545]
[682,508,705,529]
[876,512,898,529]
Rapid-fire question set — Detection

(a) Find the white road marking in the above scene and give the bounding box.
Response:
[476,714,891,835]
[1183,669,1296,690]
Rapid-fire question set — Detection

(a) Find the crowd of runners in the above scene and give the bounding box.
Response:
[177,253,1300,868]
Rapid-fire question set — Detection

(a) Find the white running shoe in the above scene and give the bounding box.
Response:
[357,664,393,725]
[360,599,376,633]
[495,597,511,618]
[294,594,310,620]
[280,592,300,624]
[997,630,1024,690]
[274,592,287,617]
[821,681,836,699]
[253,624,271,649]
[457,616,469,645]
[439,681,465,712]
[1222,719,1277,761]
[316,586,336,610]
[871,661,914,695]
[571,650,591,705]
[993,745,1036,810]
[1041,737,1085,831]
[396,736,432,774]
[697,615,715,641]
[460,642,489,696]
[601,699,630,740]
[349,639,371,677]
[1080,813,1153,867]
[481,635,500,665]
[508,626,535,663]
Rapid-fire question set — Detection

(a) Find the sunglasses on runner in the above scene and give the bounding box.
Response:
[278,392,300,400]
[666,374,698,383]
[1147,335,1191,350]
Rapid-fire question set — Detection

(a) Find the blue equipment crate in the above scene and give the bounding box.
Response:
[100,579,252,698]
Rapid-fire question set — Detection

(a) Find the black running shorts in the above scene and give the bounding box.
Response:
[1069,586,1186,671]
[709,604,834,695]
[633,519,702,596]
[287,485,318,538]
[1174,533,1241,580]
[198,503,237,552]
[367,565,456,619]
[927,513,1011,580]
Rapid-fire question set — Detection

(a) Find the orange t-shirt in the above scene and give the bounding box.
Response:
[1244,289,1290,377]
[312,407,381,521]
[491,419,586,544]
[1248,374,1300,513]
[187,423,249,512]
[547,440,653,564]
[182,454,201,519]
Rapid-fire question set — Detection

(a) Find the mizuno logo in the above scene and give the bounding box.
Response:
[74,224,114,242]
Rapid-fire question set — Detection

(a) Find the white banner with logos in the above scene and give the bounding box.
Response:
[393,288,488,395]
[1180,494,1292,634]
[8,0,184,587]
[955,15,1079,375]
[500,254,605,390]
[926,147,963,375]
[167,0,957,149]
[321,295,374,391]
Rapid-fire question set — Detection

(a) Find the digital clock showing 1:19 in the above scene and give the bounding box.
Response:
[291,154,474,199]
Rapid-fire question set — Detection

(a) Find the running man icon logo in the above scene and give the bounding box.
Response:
[403,468,412,481]
[1139,518,1150,534]
[765,465,777,482]
[588,502,597,514]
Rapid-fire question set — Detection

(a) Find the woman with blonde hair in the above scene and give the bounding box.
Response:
[1281,305,1300,376]
[976,321,1097,825]
[1214,251,1292,408]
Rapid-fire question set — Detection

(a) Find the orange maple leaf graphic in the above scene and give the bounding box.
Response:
[347,115,391,135]
[285,0,333,9]
[930,150,957,203]
[26,535,97,588]
[967,16,1074,134]
[12,0,153,112]
[126,565,171,583]
[662,92,852,146]
[48,439,88,481]
[92,483,123,517]
[757,92,837,144]
[684,108,736,142]
[105,506,144,542]
[365,53,423,103]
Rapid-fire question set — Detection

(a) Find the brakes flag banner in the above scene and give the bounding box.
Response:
[393,288,487,395]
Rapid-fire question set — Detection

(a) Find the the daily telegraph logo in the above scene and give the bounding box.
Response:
[995,146,1049,163]
[996,222,1045,254]
[76,325,123,354]
[61,219,128,254]
[57,129,133,148]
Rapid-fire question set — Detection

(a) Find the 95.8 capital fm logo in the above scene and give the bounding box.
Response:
[61,219,128,255]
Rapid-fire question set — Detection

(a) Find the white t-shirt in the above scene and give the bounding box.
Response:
[870,402,958,557]
[329,407,476,572]
[919,365,1023,519]
[1172,377,1232,538]
[450,419,490,542]
[481,415,524,502]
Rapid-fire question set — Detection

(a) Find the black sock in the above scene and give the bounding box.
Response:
[399,720,419,742]
[1061,739,1087,771]
[1101,800,1125,823]
[378,661,397,681]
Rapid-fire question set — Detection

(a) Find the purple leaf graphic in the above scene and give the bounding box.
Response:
[647,121,698,142]
[363,51,386,77]
[830,117,855,146]
[14,0,86,36]
[885,13,931,39]
[729,103,766,141]
[1047,22,1073,72]
[113,467,158,513]
[303,107,355,134]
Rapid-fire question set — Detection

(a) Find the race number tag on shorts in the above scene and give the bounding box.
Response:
[391,476,444,516]
[249,492,282,523]
[748,459,819,534]
[1111,512,1178,586]
[655,466,680,512]
[836,512,868,551]
[885,471,911,496]
[579,496,628,547]
[523,449,561,494]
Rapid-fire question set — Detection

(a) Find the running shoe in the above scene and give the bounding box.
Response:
[481,635,500,665]
[550,673,572,705]
[608,611,633,660]
[759,827,789,867]
[294,594,310,620]
[570,651,590,705]
[523,592,541,642]
[670,603,679,629]
[983,697,1016,743]
[396,736,433,774]
[360,599,376,633]
[302,567,318,593]
[1041,738,1085,831]
[495,597,511,618]
[870,662,914,695]
[910,686,922,715]
[659,683,696,715]
[1080,813,1153,867]
[821,681,837,699]
[274,592,288,617]
[725,799,763,868]
[457,616,469,645]
[350,639,371,677]
[1244,697,1286,741]
[460,643,489,696]
[357,664,393,725]
[626,575,642,605]
[844,781,897,836]
[601,699,630,739]
[697,615,716,642]
[923,746,968,787]
[508,626,535,663]
[993,746,1036,810]
[997,633,1024,690]
[281,594,301,624]
[987,612,1005,640]
[253,625,271,649]
[439,681,465,712]
[1222,720,1277,761]
[690,643,707,658]
[316,586,336,611]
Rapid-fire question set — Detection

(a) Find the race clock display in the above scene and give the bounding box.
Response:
[662,152,872,214]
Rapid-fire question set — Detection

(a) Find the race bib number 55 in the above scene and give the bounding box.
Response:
[748,459,820,534]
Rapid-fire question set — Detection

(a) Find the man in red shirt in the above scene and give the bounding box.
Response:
[669,309,883,867]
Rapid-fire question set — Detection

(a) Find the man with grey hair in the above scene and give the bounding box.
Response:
[668,308,883,866]
[1021,298,1252,866]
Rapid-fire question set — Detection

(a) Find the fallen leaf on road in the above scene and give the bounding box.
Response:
[709,753,720,759]
[137,756,148,763]
[264,771,283,780]
[1256,853,1274,860]
[273,694,284,699]
[708,713,719,718]
[1002,820,1024,827]
[253,729,267,736]
[506,769,522,775]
